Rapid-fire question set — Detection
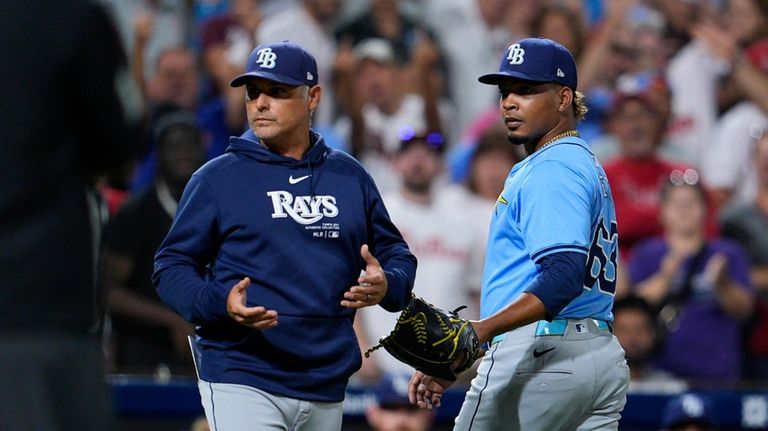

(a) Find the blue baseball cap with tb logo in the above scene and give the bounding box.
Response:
[478,37,577,90]
[230,41,319,88]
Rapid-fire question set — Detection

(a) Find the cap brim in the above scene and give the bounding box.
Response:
[478,71,552,85]
[230,71,305,88]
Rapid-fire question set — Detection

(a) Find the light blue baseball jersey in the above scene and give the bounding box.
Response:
[480,137,618,322]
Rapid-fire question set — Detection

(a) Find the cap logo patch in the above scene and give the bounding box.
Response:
[557,68,565,77]
[255,48,277,69]
[506,43,525,65]
[306,71,313,80]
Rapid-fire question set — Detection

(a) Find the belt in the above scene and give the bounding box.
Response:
[490,318,612,346]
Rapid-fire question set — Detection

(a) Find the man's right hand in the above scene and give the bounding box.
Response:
[408,370,453,410]
[226,277,278,329]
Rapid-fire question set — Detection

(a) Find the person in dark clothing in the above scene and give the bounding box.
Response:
[0,0,141,429]
[102,109,205,376]
[153,41,416,430]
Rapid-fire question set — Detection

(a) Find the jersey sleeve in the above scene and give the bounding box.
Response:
[363,174,417,312]
[153,175,229,325]
[519,160,593,262]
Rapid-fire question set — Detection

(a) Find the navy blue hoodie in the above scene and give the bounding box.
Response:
[153,129,416,402]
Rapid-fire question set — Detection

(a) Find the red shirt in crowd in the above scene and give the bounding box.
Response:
[604,157,688,260]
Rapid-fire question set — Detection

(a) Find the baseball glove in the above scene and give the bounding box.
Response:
[364,296,481,382]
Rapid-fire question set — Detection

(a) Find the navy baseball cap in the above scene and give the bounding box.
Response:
[230,41,319,88]
[478,38,577,89]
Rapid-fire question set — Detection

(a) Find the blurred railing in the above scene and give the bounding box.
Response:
[109,375,768,430]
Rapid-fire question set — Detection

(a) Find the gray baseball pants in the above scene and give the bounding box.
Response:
[198,380,344,431]
[454,319,629,430]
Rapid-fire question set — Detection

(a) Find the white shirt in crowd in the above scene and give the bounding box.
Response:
[257,4,337,128]
[359,185,492,375]
[340,94,454,195]
[666,40,730,167]
[701,101,768,205]
[423,0,514,140]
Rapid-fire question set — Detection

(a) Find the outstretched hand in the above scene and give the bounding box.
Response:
[341,244,388,308]
[408,370,453,410]
[226,277,278,329]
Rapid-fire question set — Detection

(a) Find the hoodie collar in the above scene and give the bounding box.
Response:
[226,129,328,166]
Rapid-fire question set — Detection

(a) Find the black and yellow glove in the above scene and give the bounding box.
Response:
[365,296,481,382]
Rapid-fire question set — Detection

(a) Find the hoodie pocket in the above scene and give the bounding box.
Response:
[231,314,359,370]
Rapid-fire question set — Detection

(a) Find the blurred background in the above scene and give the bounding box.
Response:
[6,0,768,429]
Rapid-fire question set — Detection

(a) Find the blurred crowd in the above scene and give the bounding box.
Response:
[96,0,768,402]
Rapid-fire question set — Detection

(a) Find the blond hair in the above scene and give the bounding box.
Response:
[573,90,588,122]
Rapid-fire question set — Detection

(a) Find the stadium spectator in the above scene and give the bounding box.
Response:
[141,46,201,112]
[334,0,434,66]
[696,0,768,208]
[530,4,586,64]
[131,1,260,189]
[570,0,665,142]
[692,0,768,114]
[198,11,254,159]
[721,131,768,380]
[102,108,205,376]
[258,0,343,128]
[130,46,202,191]
[101,0,188,80]
[335,37,444,194]
[356,130,487,380]
[612,295,687,394]
[423,0,520,140]
[629,171,754,382]
[663,0,731,166]
[600,85,687,262]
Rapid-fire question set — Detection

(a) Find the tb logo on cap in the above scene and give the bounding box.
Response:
[506,43,525,65]
[255,48,277,69]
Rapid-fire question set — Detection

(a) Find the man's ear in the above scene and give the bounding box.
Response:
[308,85,322,112]
[558,86,573,113]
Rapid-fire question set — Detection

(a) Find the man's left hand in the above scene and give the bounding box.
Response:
[341,244,387,308]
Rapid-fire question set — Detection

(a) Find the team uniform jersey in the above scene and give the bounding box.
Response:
[456,135,629,431]
[481,136,617,322]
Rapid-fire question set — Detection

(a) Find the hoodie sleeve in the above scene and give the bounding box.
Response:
[152,175,230,325]
[365,179,417,312]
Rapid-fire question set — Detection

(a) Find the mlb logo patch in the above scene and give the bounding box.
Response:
[575,323,586,333]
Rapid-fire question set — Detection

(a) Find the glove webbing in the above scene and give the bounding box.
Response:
[363,304,469,358]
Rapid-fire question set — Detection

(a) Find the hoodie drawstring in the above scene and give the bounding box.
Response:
[306,157,316,198]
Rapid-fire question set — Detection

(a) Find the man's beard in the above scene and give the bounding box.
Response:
[508,133,538,155]
[507,134,530,146]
